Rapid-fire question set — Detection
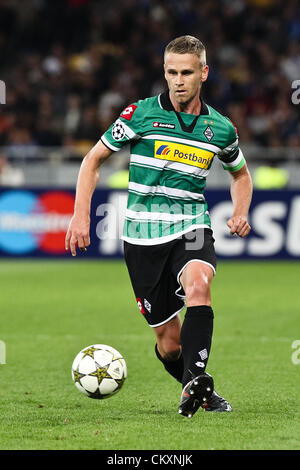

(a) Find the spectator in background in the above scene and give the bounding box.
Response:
[280,41,300,82]
[0,0,298,156]
[75,105,100,143]
[0,153,24,186]
[64,94,82,135]
[4,128,38,161]
[97,77,126,131]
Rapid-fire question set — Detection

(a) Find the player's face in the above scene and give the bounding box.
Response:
[164,53,209,107]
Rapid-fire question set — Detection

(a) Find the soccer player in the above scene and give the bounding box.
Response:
[65,36,252,418]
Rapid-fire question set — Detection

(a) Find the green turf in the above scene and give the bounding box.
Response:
[0,259,299,450]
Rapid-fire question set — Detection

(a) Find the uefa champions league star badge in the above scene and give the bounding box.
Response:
[112,121,126,141]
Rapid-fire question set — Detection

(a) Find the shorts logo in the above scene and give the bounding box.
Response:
[112,121,126,141]
[144,298,151,312]
[120,104,137,121]
[154,140,214,169]
[136,297,146,315]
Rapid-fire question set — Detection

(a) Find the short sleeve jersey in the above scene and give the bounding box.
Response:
[101,91,246,245]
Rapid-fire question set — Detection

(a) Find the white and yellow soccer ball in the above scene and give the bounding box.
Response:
[71,344,127,399]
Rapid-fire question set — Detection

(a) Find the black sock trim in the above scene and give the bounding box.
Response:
[155,344,183,383]
[155,343,163,362]
[155,343,182,363]
[186,305,214,319]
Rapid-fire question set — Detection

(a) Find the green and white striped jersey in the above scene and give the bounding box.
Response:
[101,91,246,245]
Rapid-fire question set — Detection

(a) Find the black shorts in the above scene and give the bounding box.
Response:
[124,228,216,327]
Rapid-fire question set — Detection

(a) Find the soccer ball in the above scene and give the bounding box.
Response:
[71,344,127,399]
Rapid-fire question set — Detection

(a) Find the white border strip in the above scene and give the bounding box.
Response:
[126,208,207,222]
[130,154,210,177]
[101,135,120,152]
[128,182,204,201]
[175,259,216,299]
[157,94,163,110]
[148,305,185,328]
[122,223,210,245]
[131,154,165,168]
[166,160,210,177]
[115,118,137,139]
[221,138,239,153]
[222,148,244,168]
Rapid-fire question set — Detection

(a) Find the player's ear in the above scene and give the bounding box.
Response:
[201,64,209,83]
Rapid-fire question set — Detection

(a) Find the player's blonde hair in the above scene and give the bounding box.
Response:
[164,35,206,66]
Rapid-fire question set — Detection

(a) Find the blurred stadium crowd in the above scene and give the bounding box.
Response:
[0,0,299,163]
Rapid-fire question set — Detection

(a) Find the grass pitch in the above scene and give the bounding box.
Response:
[0,259,299,450]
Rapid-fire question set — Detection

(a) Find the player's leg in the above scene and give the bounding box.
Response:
[179,260,215,386]
[152,259,215,390]
[123,240,185,383]
[177,261,215,416]
[169,229,219,416]
[178,260,232,414]
[153,314,183,383]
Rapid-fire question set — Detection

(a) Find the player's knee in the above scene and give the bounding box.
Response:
[156,338,181,361]
[161,345,181,361]
[184,278,211,305]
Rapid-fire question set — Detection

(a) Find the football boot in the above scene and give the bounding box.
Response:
[201,391,232,412]
[178,373,214,418]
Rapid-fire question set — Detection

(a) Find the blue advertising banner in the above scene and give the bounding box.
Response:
[0,187,299,259]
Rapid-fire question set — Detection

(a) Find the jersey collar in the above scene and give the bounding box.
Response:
[159,90,209,115]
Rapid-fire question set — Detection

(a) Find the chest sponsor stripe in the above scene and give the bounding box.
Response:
[154,141,214,170]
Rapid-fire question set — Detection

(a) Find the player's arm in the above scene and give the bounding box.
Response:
[227,163,252,238]
[65,140,112,256]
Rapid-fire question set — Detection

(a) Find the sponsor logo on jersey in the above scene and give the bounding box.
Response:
[154,141,214,169]
[156,144,171,156]
[120,104,137,121]
[153,122,175,129]
[203,126,214,141]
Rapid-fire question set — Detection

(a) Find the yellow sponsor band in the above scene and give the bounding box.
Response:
[154,141,214,169]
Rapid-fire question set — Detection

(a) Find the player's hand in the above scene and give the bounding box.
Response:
[227,215,251,238]
[65,215,90,256]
